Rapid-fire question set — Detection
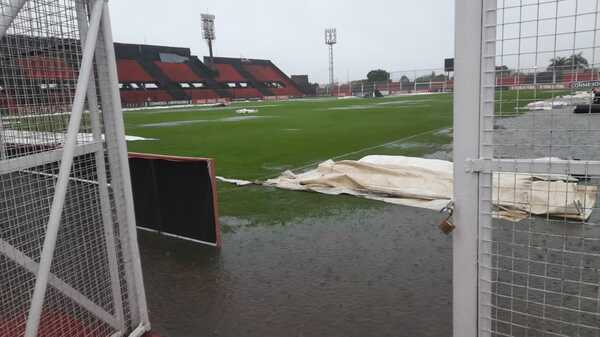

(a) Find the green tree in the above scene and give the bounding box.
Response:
[400,75,411,85]
[366,69,390,82]
[416,71,447,82]
[548,53,589,72]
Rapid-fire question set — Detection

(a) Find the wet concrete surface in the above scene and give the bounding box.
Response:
[494,108,600,160]
[139,205,452,337]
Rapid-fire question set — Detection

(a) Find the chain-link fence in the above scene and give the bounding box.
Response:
[0,1,149,336]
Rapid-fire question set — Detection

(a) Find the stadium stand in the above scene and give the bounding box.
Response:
[0,39,305,112]
[167,66,222,101]
[187,56,231,99]
[0,43,79,114]
[116,58,174,106]
[117,59,154,82]
[213,63,246,82]
[154,61,202,82]
[16,56,75,80]
[209,60,263,98]
[114,43,305,103]
[208,56,305,99]
[243,62,304,96]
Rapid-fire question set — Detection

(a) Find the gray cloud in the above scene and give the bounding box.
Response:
[108,0,455,84]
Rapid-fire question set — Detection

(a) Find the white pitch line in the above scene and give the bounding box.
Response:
[253,126,452,181]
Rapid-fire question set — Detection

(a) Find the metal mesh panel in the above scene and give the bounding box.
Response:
[479,0,600,336]
[0,1,146,336]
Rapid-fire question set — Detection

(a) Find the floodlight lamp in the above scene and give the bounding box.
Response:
[201,14,216,41]
[325,28,337,45]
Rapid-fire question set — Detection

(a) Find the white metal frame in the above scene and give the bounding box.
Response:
[453,1,484,336]
[455,1,600,336]
[0,0,149,336]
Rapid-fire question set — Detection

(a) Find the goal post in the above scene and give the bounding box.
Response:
[0,1,149,336]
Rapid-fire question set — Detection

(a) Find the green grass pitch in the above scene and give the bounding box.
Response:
[122,90,564,227]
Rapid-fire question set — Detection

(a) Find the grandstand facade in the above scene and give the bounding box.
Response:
[114,43,306,106]
[0,40,307,114]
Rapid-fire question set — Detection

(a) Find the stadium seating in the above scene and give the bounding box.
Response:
[16,56,75,80]
[243,63,303,96]
[214,63,246,82]
[116,59,175,105]
[153,61,224,101]
[1,41,304,110]
[225,88,263,99]
[185,89,220,100]
[120,90,173,105]
[117,59,154,82]
[7,56,76,111]
[154,61,202,82]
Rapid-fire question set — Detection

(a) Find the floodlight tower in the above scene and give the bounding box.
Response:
[325,28,337,90]
[201,13,216,61]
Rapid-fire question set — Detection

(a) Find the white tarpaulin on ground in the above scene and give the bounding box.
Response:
[1,129,157,146]
[526,91,592,111]
[265,155,597,221]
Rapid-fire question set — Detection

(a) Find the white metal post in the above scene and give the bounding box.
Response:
[453,1,483,337]
[478,2,495,336]
[414,71,417,92]
[24,1,105,336]
[75,0,126,332]
[95,1,150,329]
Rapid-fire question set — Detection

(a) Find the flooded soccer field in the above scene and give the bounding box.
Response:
[126,91,598,336]
[124,94,455,336]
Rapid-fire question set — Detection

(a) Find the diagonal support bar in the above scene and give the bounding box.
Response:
[96,1,150,329]
[0,239,120,330]
[0,0,27,39]
[75,0,126,331]
[24,1,105,336]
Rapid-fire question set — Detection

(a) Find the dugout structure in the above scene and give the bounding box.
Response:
[129,153,221,247]
[0,1,149,337]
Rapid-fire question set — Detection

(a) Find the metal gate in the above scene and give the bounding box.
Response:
[0,1,149,336]
[455,0,600,336]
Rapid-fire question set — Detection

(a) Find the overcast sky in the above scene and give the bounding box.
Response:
[108,1,455,84]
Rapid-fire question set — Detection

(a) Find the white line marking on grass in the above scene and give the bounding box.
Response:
[277,127,450,175]
[216,126,452,193]
[139,115,273,128]
[376,99,433,105]
[326,104,431,111]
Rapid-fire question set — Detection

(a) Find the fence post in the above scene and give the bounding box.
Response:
[414,71,417,92]
[453,0,482,337]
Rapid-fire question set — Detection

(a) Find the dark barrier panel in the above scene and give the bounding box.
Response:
[128,153,221,247]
